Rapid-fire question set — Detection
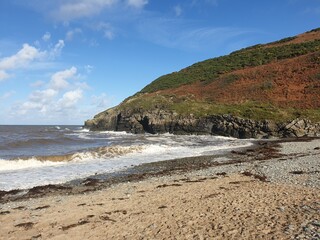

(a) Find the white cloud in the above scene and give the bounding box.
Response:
[29,89,58,103]
[50,66,77,90]
[91,93,111,109]
[205,0,218,6]
[19,101,42,115]
[191,0,218,6]
[16,89,58,115]
[66,28,82,41]
[6,70,108,124]
[303,7,320,15]
[0,44,44,71]
[126,0,148,8]
[15,66,84,118]
[34,40,40,47]
[75,81,90,90]
[137,18,252,52]
[57,89,83,108]
[96,22,115,40]
[50,40,65,58]
[174,5,182,17]
[30,80,45,88]
[1,91,15,99]
[20,0,149,22]
[0,70,10,81]
[42,32,51,42]
[85,65,94,73]
[51,0,118,22]
[0,39,65,81]
[18,89,58,114]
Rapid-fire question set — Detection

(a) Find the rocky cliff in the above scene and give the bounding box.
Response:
[85,108,320,139]
[85,28,320,138]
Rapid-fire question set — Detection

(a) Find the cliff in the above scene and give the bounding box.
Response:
[85,107,320,138]
[85,28,320,138]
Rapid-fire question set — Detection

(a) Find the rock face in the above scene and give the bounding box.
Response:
[282,119,320,138]
[84,109,320,139]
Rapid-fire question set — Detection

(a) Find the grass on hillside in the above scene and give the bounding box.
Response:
[141,40,320,93]
[307,28,320,33]
[172,101,320,122]
[118,94,320,123]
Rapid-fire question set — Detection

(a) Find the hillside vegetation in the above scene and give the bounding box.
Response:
[94,28,320,124]
[141,29,320,93]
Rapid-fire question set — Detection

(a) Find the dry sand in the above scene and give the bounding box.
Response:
[0,139,319,240]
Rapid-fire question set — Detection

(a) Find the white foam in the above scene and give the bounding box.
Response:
[71,145,145,162]
[0,134,253,191]
[74,133,92,140]
[106,130,131,134]
[0,145,146,172]
[0,158,65,172]
[75,128,90,133]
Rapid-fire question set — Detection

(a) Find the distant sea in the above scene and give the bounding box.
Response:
[0,125,252,191]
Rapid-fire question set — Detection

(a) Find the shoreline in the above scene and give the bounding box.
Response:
[0,138,263,202]
[0,133,253,192]
[0,137,318,203]
[1,137,319,239]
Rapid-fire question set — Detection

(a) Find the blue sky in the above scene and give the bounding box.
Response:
[0,0,319,125]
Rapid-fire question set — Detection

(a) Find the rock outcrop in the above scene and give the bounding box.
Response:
[84,109,320,139]
[85,29,320,139]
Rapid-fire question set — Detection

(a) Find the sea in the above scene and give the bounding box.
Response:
[0,125,253,191]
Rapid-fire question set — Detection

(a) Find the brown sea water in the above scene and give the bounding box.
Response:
[0,125,252,191]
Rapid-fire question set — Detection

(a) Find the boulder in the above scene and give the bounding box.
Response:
[282,119,320,137]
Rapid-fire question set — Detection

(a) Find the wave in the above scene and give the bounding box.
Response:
[0,135,85,150]
[30,145,144,162]
[0,158,66,171]
[0,145,145,172]
[66,130,134,141]
[70,145,144,162]
[74,128,90,133]
[0,134,254,191]
[94,131,134,137]
[0,139,58,150]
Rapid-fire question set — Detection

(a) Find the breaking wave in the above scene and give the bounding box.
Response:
[0,145,145,172]
[0,127,254,191]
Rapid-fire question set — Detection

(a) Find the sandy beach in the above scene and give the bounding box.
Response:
[1,138,319,240]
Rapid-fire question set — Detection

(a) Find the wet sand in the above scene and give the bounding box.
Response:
[0,138,319,239]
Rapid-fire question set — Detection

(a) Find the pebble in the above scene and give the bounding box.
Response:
[159,139,320,191]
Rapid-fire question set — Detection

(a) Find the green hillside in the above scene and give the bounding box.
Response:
[86,28,320,136]
[141,34,320,93]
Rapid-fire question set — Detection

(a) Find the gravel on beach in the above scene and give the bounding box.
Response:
[0,138,319,239]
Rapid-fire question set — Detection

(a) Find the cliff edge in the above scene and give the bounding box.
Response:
[85,28,320,138]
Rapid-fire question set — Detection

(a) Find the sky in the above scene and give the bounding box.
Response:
[0,0,319,125]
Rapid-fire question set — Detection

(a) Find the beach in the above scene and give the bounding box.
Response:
[0,138,319,240]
